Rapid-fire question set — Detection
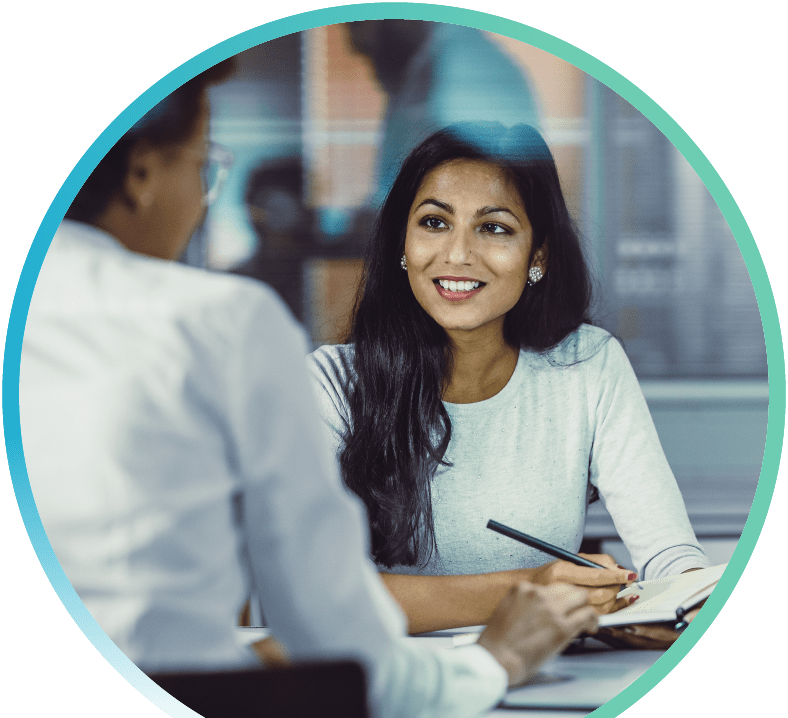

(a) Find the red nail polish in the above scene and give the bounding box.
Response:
[629,595,639,604]
[628,573,637,581]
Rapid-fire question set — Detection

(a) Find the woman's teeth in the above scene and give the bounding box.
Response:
[438,279,480,292]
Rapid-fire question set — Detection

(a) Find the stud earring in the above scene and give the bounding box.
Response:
[527,266,543,287]
[400,254,408,270]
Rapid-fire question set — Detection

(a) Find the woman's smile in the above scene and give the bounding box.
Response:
[434,276,485,300]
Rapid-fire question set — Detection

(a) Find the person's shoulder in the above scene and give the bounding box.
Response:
[567,325,637,386]
[130,252,295,327]
[531,324,617,365]
[310,343,354,361]
[575,324,632,368]
[135,252,270,304]
[576,323,617,350]
[124,251,310,366]
[308,344,355,384]
[53,220,292,323]
[528,326,635,400]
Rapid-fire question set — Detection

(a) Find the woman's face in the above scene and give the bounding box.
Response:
[404,158,545,341]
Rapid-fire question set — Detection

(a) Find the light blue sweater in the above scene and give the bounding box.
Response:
[308,325,709,580]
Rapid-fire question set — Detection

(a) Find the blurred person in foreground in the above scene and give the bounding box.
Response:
[18,60,598,717]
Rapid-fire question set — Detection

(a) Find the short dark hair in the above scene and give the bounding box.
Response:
[65,59,236,224]
[340,123,594,567]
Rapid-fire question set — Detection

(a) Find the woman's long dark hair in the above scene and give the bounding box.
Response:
[341,123,593,567]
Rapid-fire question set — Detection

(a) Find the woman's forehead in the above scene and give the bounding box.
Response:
[413,158,523,210]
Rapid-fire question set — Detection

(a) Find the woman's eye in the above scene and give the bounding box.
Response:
[481,222,509,234]
[421,216,447,230]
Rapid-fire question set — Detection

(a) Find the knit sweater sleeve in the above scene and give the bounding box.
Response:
[584,335,710,579]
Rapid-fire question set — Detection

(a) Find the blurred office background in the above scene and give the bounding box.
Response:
[194,21,767,568]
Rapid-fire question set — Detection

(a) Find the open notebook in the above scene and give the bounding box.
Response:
[597,563,727,628]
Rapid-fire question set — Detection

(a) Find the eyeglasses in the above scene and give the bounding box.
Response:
[202,142,234,206]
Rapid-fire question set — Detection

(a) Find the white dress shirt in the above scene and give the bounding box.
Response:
[19,220,507,718]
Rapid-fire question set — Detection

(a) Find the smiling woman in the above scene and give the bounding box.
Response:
[308,122,710,637]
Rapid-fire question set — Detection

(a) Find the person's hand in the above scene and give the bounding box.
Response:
[477,582,598,687]
[529,554,638,615]
[595,606,702,650]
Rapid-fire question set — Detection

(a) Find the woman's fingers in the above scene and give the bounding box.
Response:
[609,594,639,614]
[579,553,619,568]
[553,563,635,587]
[579,554,637,582]
[586,588,616,613]
[583,586,638,615]
[532,556,637,597]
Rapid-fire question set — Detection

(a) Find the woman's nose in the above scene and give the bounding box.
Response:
[445,226,473,265]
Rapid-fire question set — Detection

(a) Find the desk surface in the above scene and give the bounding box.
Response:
[405,632,663,715]
[493,640,662,714]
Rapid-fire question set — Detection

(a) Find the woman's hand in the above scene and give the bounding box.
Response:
[529,554,638,615]
[379,556,636,634]
[595,566,708,649]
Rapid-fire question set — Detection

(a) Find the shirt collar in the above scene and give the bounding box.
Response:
[57,219,136,257]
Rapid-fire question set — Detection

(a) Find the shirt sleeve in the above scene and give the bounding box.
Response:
[225,299,506,718]
[585,335,710,580]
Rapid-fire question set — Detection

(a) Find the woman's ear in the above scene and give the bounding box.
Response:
[532,241,549,273]
[122,141,160,212]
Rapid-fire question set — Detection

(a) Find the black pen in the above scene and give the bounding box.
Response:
[486,519,607,569]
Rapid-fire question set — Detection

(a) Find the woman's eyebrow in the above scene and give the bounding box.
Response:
[476,205,519,220]
[415,198,454,213]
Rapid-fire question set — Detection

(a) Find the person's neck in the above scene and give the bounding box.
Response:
[442,326,519,404]
[93,204,174,261]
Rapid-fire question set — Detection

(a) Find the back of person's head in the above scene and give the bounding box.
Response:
[358,122,592,352]
[66,59,236,225]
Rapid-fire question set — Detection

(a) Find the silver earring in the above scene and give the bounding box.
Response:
[527,266,543,287]
[400,254,408,270]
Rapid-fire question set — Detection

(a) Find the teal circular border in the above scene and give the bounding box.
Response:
[3,3,783,716]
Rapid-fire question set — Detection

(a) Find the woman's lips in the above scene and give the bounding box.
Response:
[434,279,484,302]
